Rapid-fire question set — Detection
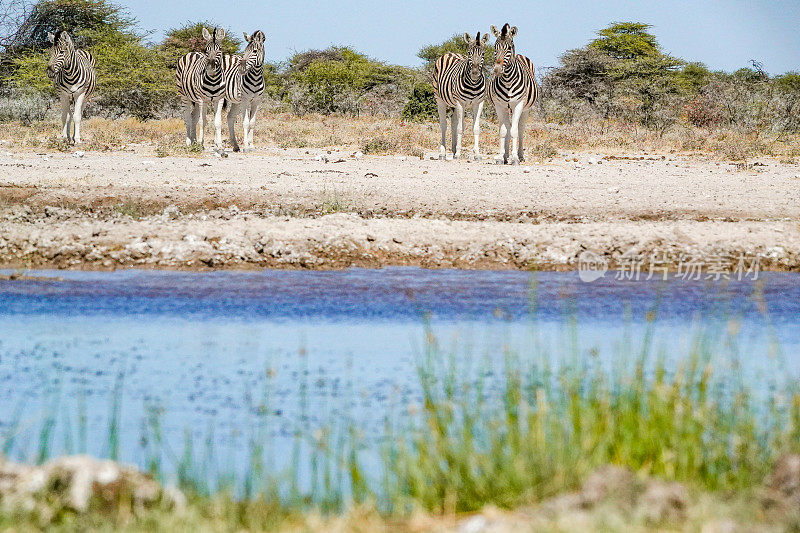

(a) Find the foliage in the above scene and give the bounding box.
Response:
[589,21,660,60]
[417,33,493,70]
[87,28,175,119]
[286,47,414,116]
[159,21,241,70]
[401,82,437,122]
[4,0,135,52]
[545,47,615,104]
[0,88,49,123]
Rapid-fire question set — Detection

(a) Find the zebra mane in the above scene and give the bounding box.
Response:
[51,30,73,47]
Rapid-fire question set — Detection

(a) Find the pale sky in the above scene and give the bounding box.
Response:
[126,0,799,73]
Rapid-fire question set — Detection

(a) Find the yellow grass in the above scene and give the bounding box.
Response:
[0,113,798,162]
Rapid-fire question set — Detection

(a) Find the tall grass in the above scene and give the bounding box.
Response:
[2,305,799,528]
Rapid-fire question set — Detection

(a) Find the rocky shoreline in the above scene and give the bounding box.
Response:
[0,149,798,273]
[1,208,798,273]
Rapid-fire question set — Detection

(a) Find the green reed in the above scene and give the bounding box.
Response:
[4,302,800,526]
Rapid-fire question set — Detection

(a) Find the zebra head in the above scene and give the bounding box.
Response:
[490,23,518,76]
[201,27,226,71]
[46,31,75,80]
[240,30,266,75]
[462,31,489,78]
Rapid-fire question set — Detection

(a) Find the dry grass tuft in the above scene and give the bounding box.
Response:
[0,114,798,162]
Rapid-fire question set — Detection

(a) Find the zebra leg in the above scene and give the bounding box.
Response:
[436,98,447,160]
[494,104,510,165]
[183,101,195,146]
[453,102,464,159]
[212,99,225,150]
[72,92,86,145]
[197,101,205,147]
[227,102,241,152]
[508,102,526,166]
[246,99,261,151]
[517,110,529,163]
[242,105,251,152]
[59,94,71,142]
[472,100,484,161]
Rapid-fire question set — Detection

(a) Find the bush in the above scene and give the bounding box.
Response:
[286,47,414,116]
[0,88,51,123]
[401,82,437,122]
[684,97,721,129]
[159,21,241,70]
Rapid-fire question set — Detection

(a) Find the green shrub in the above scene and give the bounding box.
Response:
[401,82,437,122]
[286,47,414,116]
[159,21,241,70]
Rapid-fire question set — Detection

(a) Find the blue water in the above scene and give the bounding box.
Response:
[0,268,799,482]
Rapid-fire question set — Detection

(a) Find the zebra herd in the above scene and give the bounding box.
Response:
[45,26,265,152]
[45,22,536,165]
[433,23,539,165]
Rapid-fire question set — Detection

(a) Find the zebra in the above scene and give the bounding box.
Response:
[45,31,96,145]
[488,24,539,165]
[225,30,266,153]
[431,32,489,160]
[175,27,226,147]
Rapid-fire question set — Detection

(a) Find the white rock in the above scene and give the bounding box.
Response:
[352,151,364,159]
[588,157,598,164]
[607,187,620,194]
[73,151,85,158]
[522,166,532,173]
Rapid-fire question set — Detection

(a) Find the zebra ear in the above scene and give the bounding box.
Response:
[215,27,226,42]
[202,27,212,41]
[243,32,252,43]
[463,33,472,44]
[47,32,56,44]
[509,26,518,38]
[490,25,500,38]
[481,33,489,45]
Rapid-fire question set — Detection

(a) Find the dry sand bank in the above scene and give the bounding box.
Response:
[0,148,798,271]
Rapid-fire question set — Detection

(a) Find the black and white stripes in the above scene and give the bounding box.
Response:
[175,27,226,147]
[489,23,539,165]
[225,30,266,152]
[46,31,96,145]
[431,32,489,160]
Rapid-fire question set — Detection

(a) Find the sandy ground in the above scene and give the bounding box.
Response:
[0,147,798,271]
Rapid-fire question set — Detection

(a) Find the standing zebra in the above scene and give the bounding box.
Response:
[46,31,96,145]
[431,32,489,160]
[175,27,226,147]
[225,30,266,153]
[488,24,539,165]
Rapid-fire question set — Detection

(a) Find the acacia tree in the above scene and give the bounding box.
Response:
[0,0,33,50]
[4,0,175,119]
[159,21,241,69]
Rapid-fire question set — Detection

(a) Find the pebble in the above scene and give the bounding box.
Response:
[522,166,531,173]
[607,187,620,193]
[74,151,85,158]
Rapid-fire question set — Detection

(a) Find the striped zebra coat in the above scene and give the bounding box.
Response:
[175,27,226,147]
[489,23,539,165]
[46,31,96,145]
[431,32,489,160]
[225,30,266,152]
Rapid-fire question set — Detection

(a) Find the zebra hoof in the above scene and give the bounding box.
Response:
[493,156,505,166]
[232,146,240,153]
[509,157,520,166]
[438,154,446,161]
[472,154,482,161]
